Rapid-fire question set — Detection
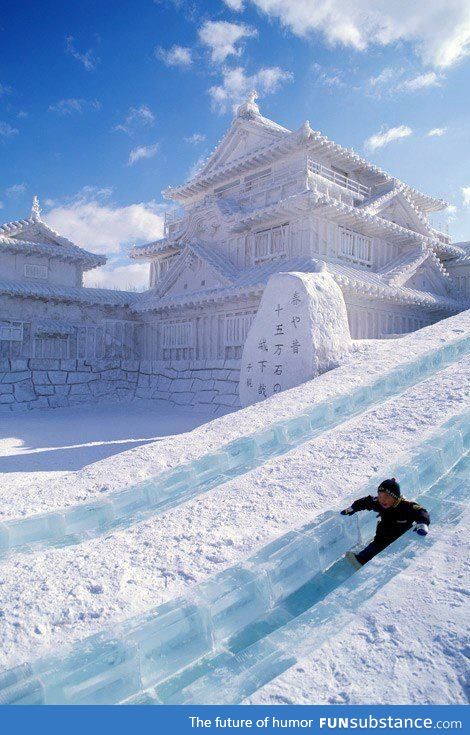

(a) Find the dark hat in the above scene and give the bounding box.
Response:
[378,478,401,499]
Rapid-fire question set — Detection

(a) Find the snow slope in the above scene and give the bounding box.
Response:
[0,354,467,669]
[246,514,469,705]
[0,311,468,704]
[1,310,468,521]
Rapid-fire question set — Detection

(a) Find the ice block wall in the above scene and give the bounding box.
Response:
[0,410,467,705]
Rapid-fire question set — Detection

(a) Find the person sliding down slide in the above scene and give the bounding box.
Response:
[341,478,430,569]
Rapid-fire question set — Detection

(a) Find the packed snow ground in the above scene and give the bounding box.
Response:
[0,311,468,521]
[0,311,468,704]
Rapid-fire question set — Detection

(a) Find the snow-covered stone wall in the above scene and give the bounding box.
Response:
[0,357,240,414]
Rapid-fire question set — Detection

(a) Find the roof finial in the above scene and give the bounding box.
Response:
[298,120,312,141]
[31,195,41,220]
[236,89,260,119]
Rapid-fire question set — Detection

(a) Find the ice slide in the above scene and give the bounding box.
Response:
[0,332,468,559]
[0,411,467,705]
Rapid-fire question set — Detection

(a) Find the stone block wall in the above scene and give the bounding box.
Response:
[0,357,240,414]
[134,359,240,410]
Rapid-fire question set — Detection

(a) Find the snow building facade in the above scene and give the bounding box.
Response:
[1,95,469,412]
[131,94,467,376]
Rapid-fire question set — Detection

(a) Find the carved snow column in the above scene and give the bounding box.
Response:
[239,263,352,407]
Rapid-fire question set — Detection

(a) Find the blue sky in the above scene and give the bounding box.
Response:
[1,0,469,288]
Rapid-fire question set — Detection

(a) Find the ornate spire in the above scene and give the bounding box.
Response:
[298,120,312,141]
[236,90,260,119]
[31,195,41,221]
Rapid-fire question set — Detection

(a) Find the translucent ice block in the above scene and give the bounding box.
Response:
[307,514,360,569]
[385,463,421,495]
[248,531,320,601]
[194,566,271,644]
[169,639,296,705]
[227,605,294,654]
[282,414,311,444]
[145,466,195,506]
[35,635,140,705]
[0,662,33,692]
[6,511,65,548]
[349,385,374,412]
[273,598,355,660]
[308,402,332,430]
[328,393,352,421]
[356,507,379,545]
[190,452,229,484]
[252,426,288,459]
[155,651,232,704]
[413,448,445,489]
[123,599,213,688]
[0,521,10,554]
[110,484,150,518]
[443,413,470,450]
[62,500,114,536]
[431,429,464,471]
[0,678,45,705]
[224,437,256,472]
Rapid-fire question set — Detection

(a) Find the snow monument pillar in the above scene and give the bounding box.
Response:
[239,265,351,407]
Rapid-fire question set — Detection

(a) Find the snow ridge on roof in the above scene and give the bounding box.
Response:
[0,200,106,271]
[0,277,138,306]
[133,253,463,314]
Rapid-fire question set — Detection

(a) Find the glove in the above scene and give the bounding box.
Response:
[341,507,355,516]
[414,523,429,536]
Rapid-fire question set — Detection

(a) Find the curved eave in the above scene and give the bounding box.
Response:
[163,128,446,213]
[234,191,460,254]
[130,242,181,260]
[0,278,138,307]
[133,271,462,315]
[0,237,106,271]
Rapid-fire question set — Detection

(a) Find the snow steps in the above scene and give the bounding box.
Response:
[1,334,468,560]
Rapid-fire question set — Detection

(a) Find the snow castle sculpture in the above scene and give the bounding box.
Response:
[239,264,352,406]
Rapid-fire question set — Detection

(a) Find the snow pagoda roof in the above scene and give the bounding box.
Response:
[163,94,446,214]
[133,254,463,315]
[0,276,138,307]
[0,197,106,271]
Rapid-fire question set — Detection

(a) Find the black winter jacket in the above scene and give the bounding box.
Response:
[351,496,430,543]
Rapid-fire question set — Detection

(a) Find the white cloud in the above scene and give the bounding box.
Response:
[114,105,155,134]
[428,127,447,137]
[44,188,164,255]
[209,65,293,113]
[462,187,470,207]
[369,67,398,86]
[311,62,345,88]
[85,262,149,291]
[368,67,444,96]
[49,98,101,115]
[223,0,245,10]
[65,36,99,71]
[364,125,412,152]
[0,201,4,209]
[128,142,159,166]
[198,20,257,63]
[184,132,206,144]
[5,183,27,197]
[0,82,11,96]
[240,0,470,68]
[0,121,19,137]
[400,71,442,91]
[157,45,192,67]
